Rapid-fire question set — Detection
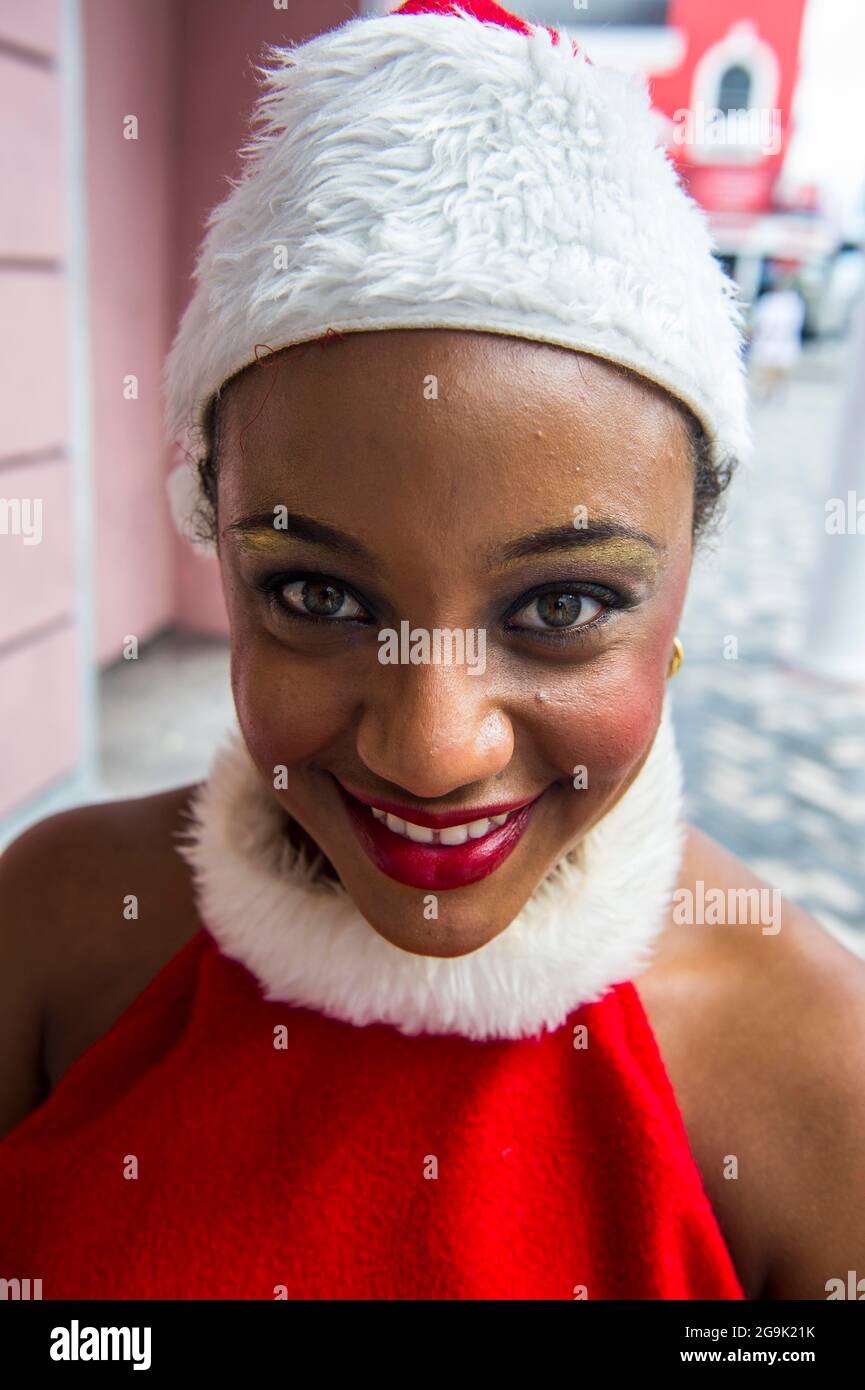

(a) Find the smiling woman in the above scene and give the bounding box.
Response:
[1,0,864,1307]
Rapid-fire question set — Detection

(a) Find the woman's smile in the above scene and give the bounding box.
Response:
[333,778,545,890]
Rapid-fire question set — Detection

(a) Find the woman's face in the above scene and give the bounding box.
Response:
[216,329,694,957]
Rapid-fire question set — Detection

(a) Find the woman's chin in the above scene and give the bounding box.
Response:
[333,857,543,959]
[356,907,513,959]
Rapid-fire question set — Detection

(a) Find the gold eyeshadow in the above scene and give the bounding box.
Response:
[229,529,294,554]
[229,524,661,587]
[548,538,660,581]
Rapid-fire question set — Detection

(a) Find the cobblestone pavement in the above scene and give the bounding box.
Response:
[671,337,865,953]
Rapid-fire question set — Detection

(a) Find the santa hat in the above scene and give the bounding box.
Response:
[164,0,750,549]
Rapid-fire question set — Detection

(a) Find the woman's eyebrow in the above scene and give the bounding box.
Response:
[486,521,663,571]
[225,511,661,579]
[224,509,385,578]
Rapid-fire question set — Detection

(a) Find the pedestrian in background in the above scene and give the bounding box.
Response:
[749,274,806,400]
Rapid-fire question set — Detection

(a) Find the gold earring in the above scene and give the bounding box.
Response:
[667,636,684,679]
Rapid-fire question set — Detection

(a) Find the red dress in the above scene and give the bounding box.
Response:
[0,927,745,1300]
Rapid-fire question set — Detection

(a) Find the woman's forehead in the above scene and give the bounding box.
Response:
[220,328,691,465]
[219,350,695,572]
[215,333,694,589]
[215,329,693,559]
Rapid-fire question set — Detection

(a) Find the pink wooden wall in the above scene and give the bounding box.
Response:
[0,0,78,815]
[85,0,359,643]
[84,0,178,664]
[0,0,357,820]
[171,0,356,634]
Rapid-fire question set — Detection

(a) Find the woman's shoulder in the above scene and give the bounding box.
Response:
[656,823,865,1038]
[0,783,203,1134]
[636,823,865,1299]
[1,781,203,957]
[648,821,865,993]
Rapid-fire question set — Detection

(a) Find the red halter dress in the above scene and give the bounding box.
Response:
[0,929,744,1301]
[0,715,746,1300]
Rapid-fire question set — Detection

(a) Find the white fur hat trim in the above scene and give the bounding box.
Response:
[163,9,750,550]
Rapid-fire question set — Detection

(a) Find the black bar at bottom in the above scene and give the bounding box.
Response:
[0,1296,858,1374]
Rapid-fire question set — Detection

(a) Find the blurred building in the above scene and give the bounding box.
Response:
[463,0,833,303]
[649,0,832,303]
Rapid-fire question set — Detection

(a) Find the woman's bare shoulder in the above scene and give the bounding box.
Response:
[1,782,202,961]
[636,823,865,1300]
[661,823,863,976]
[0,784,203,1137]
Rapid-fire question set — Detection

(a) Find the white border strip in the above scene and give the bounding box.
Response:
[59,0,99,795]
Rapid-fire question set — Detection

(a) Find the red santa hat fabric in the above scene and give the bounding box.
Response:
[394,0,551,41]
[164,0,749,548]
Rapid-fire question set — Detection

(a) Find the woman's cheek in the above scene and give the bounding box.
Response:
[231,640,354,774]
[549,575,687,790]
[525,661,666,796]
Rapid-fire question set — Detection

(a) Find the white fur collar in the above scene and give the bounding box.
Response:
[179,701,684,1041]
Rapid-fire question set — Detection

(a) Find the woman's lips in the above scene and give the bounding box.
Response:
[334,780,542,891]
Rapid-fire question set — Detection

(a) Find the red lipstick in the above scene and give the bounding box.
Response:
[334,779,543,891]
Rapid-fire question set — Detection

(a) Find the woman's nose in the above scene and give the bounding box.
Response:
[355,661,514,800]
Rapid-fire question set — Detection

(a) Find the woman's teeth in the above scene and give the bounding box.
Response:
[370,806,512,846]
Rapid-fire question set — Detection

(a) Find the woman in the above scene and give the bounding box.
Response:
[1,0,863,1301]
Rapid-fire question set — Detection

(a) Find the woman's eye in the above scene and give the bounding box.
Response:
[278,578,366,622]
[511,590,605,632]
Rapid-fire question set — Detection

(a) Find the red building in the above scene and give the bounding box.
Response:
[474,0,839,306]
[648,0,837,302]
[652,0,807,216]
